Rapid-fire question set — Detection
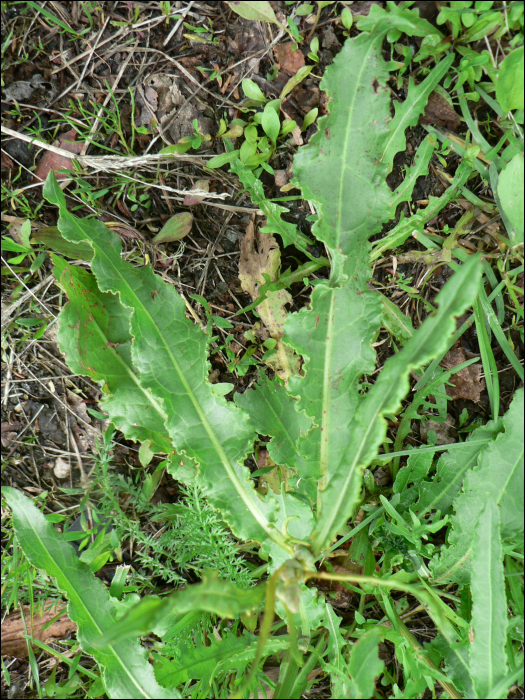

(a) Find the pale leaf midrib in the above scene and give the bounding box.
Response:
[318,37,379,490]
[314,289,466,549]
[85,232,284,548]
[88,314,168,429]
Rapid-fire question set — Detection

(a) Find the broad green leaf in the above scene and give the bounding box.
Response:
[242,78,266,102]
[380,54,454,175]
[347,627,385,699]
[52,257,173,454]
[153,635,290,688]
[95,571,266,645]
[393,447,433,495]
[33,226,94,261]
[43,172,293,556]
[496,47,524,114]
[357,3,444,38]
[152,212,193,244]
[2,487,178,700]
[432,387,524,584]
[470,498,508,699]
[497,153,524,245]
[235,373,312,468]
[415,419,503,518]
[227,1,279,25]
[388,136,435,218]
[284,31,391,496]
[206,150,240,168]
[311,255,482,553]
[261,102,281,145]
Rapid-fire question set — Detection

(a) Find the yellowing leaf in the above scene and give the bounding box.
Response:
[227,1,279,25]
[239,221,299,383]
[183,179,210,206]
[152,212,193,244]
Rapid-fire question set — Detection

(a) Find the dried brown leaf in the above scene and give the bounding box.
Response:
[273,43,305,74]
[441,346,485,402]
[1,601,76,658]
[239,221,299,382]
[32,128,84,183]
[420,91,461,132]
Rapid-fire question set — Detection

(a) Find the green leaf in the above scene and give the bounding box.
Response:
[432,387,524,584]
[280,65,314,101]
[393,446,433,495]
[388,136,435,218]
[230,160,313,254]
[284,31,392,495]
[52,255,173,453]
[371,158,474,260]
[153,635,289,688]
[302,107,318,131]
[138,440,154,467]
[322,603,352,696]
[94,571,266,645]
[1,487,178,700]
[470,498,508,699]
[357,3,444,38]
[497,153,524,245]
[43,171,292,556]
[341,7,353,30]
[19,219,31,248]
[496,47,524,113]
[415,419,503,518]
[311,255,482,553]
[380,293,414,345]
[206,150,240,168]
[152,213,193,244]
[52,256,173,454]
[242,78,267,102]
[380,54,454,175]
[235,373,312,468]
[1,238,32,253]
[262,102,281,145]
[32,226,92,261]
[226,1,279,25]
[347,627,385,699]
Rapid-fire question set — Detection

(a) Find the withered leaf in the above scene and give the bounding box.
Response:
[441,346,485,402]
